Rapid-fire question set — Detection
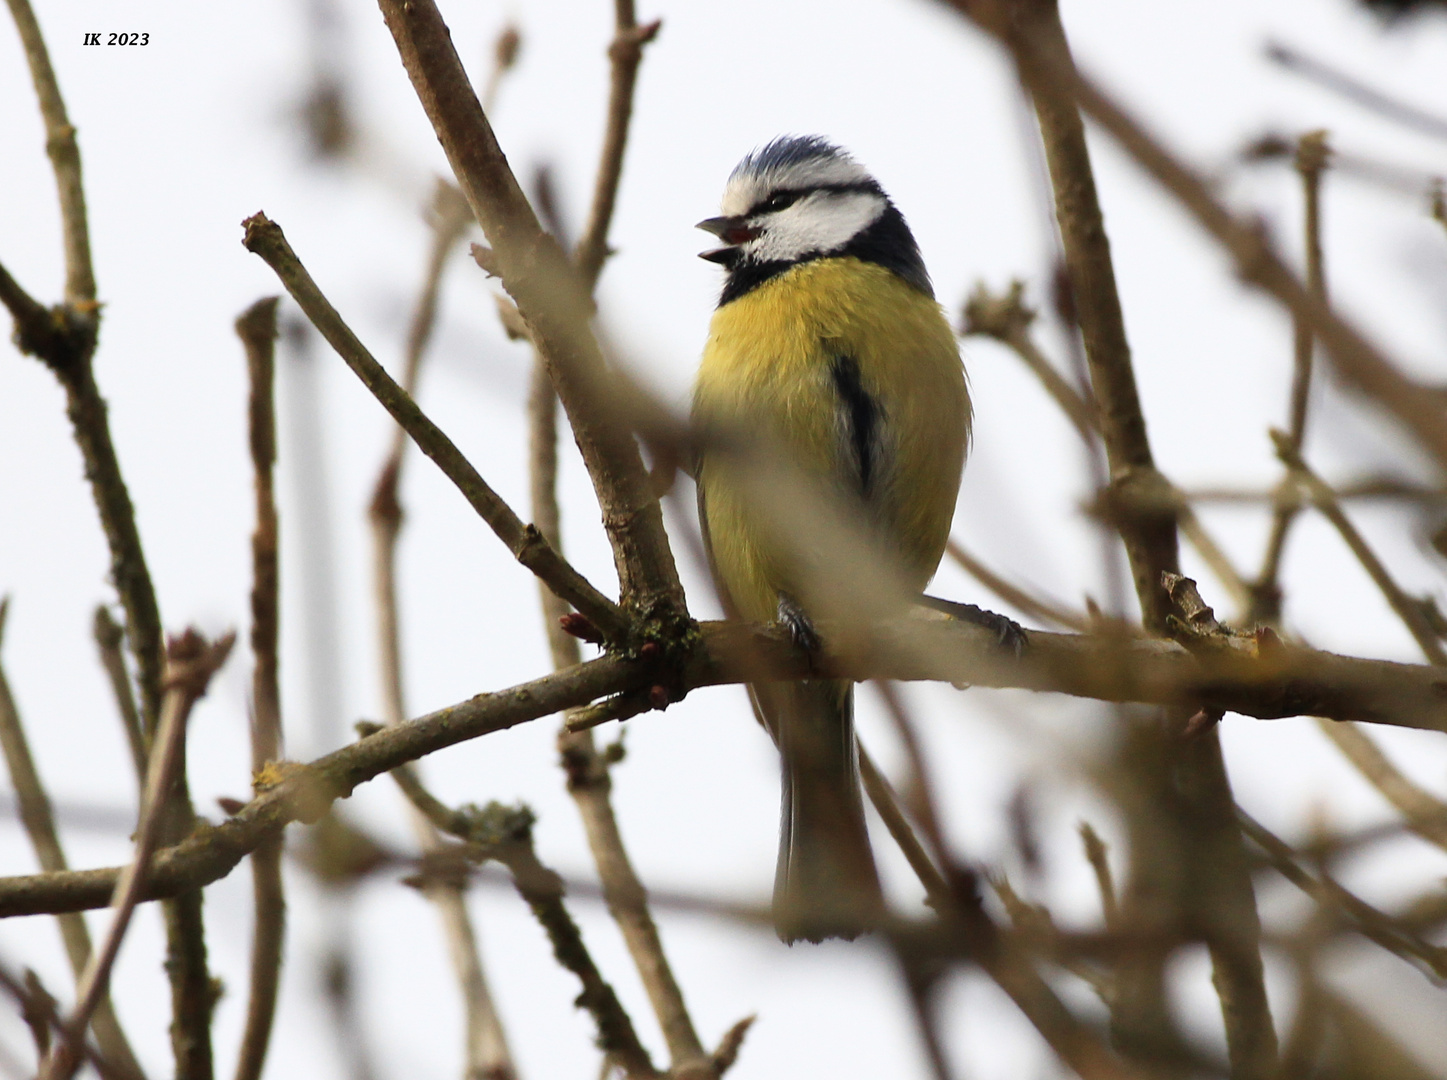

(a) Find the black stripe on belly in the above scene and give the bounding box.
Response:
[831,355,879,496]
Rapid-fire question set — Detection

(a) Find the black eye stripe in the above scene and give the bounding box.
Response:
[747,181,881,217]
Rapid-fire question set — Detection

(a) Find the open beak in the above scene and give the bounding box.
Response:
[696,215,758,264]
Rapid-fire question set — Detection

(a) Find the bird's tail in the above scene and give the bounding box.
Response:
[753,679,883,943]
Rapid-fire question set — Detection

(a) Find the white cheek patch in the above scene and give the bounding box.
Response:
[745,191,886,263]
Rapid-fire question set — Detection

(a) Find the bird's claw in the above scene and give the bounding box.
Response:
[919,596,1028,658]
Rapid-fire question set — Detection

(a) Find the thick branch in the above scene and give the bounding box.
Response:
[988,3,1273,1073]
[373,0,686,618]
[3,619,1446,918]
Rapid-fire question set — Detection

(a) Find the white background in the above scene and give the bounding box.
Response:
[2,0,1447,1077]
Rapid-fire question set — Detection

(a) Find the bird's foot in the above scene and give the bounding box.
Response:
[919,596,1028,657]
[776,593,822,655]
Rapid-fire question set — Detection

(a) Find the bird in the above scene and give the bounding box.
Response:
[691,136,973,943]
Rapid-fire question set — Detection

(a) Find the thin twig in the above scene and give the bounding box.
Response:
[385,781,658,1080]
[528,10,708,1069]
[945,540,1091,632]
[366,197,517,1080]
[961,279,1098,443]
[0,963,131,1080]
[873,682,950,868]
[858,745,951,905]
[4,0,95,304]
[41,631,234,1080]
[961,283,1252,617]
[1251,132,1330,625]
[241,212,628,642]
[1272,430,1447,666]
[1265,41,1447,144]
[1078,823,1118,930]
[374,0,687,619]
[1237,808,1447,981]
[962,0,1447,474]
[233,299,287,1080]
[479,24,521,116]
[1313,719,1447,853]
[0,603,144,1078]
[866,772,1142,1080]
[92,607,147,785]
[573,6,661,289]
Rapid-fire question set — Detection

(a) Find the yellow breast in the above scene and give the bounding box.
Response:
[694,257,970,623]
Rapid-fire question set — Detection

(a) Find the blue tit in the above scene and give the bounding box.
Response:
[692,136,970,943]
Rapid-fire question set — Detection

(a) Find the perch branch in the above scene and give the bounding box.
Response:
[4,618,1447,917]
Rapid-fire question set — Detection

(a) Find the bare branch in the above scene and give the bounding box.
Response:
[41,630,234,1080]
[1078,823,1118,930]
[241,212,629,643]
[1251,132,1330,625]
[366,195,517,1080]
[945,539,1091,632]
[233,299,287,1080]
[0,602,144,1078]
[1273,430,1447,666]
[1265,42,1447,144]
[1238,808,1447,980]
[92,607,147,785]
[573,9,662,289]
[1314,719,1447,854]
[966,0,1447,474]
[5,617,1447,918]
[961,280,1097,443]
[3,0,95,304]
[382,777,658,1080]
[373,0,687,619]
[984,1,1274,1071]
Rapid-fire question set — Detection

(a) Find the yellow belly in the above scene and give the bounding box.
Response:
[693,257,970,623]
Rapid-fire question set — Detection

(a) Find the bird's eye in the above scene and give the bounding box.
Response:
[761,191,802,213]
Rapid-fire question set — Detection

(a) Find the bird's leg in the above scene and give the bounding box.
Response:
[918,595,1028,656]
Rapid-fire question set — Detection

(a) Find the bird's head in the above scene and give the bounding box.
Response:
[699,136,931,301]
